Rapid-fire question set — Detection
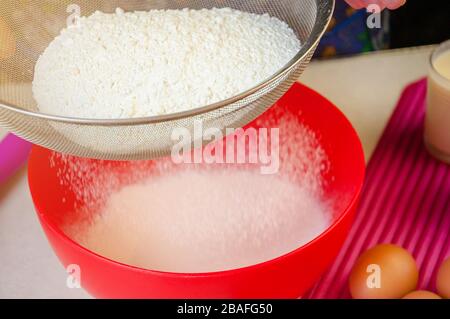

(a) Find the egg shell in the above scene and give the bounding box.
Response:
[436,257,450,299]
[403,290,442,299]
[349,244,419,299]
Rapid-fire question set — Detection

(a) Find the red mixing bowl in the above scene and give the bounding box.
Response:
[28,83,365,298]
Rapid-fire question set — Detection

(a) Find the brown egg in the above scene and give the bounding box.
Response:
[349,244,419,299]
[403,290,442,299]
[436,257,450,299]
[0,17,16,59]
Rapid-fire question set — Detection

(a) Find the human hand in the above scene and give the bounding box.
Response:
[345,0,406,10]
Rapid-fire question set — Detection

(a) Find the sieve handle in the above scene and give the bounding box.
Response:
[0,134,32,185]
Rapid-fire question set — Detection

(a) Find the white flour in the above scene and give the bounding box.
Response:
[57,109,332,273]
[33,7,301,119]
[72,169,330,273]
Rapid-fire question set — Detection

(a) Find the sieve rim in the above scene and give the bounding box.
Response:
[0,0,335,126]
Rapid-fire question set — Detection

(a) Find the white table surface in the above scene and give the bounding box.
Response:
[0,46,434,298]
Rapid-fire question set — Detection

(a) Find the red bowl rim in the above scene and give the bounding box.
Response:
[29,83,366,279]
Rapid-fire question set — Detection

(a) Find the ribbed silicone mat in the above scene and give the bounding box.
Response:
[307,79,450,299]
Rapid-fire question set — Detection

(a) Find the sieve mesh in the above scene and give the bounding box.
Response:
[0,0,334,160]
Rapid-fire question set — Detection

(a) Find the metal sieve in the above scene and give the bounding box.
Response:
[0,0,334,160]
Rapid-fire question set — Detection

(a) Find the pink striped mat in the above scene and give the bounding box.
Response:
[306,79,450,299]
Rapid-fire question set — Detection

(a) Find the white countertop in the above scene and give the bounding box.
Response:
[0,46,434,298]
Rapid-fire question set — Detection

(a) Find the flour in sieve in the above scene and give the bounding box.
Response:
[33,7,301,119]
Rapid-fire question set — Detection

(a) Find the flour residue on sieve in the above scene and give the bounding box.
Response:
[54,110,331,273]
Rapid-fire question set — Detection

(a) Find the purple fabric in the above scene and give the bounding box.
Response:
[307,79,450,298]
[0,134,32,185]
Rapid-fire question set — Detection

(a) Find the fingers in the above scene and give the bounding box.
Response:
[345,0,407,10]
[382,0,407,9]
[345,0,368,9]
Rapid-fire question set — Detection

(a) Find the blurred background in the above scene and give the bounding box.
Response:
[316,0,450,58]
